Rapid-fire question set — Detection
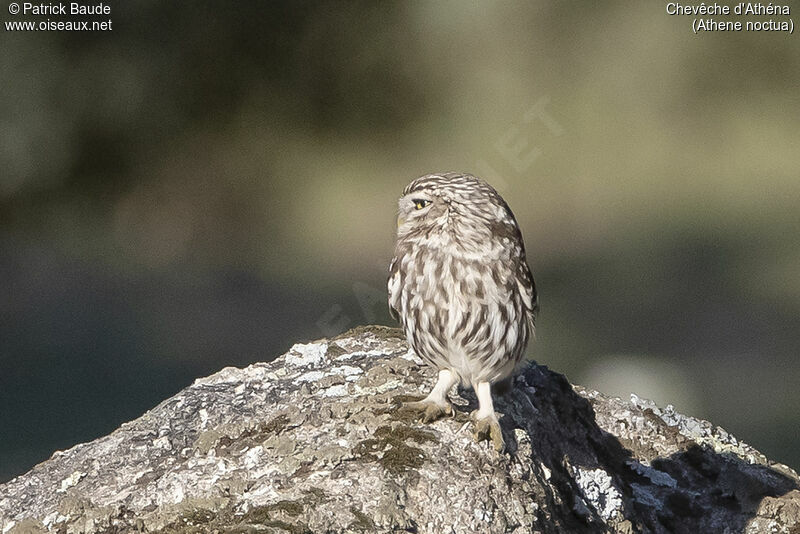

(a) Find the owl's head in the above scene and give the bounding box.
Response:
[396,172,513,236]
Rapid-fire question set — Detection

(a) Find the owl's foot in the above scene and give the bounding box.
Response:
[471,411,505,453]
[400,369,459,423]
[401,398,453,423]
[471,381,505,452]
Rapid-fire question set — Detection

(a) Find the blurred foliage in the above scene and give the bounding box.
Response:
[1,1,798,482]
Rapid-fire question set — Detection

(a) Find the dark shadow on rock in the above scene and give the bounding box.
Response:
[645,445,798,533]
[478,362,800,534]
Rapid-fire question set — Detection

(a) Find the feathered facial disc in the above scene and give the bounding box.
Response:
[396,173,510,235]
[396,187,448,232]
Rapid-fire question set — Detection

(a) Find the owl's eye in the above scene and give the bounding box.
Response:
[413,199,431,210]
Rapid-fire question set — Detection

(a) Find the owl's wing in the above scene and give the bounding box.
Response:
[497,198,538,331]
[518,259,538,332]
[387,256,400,322]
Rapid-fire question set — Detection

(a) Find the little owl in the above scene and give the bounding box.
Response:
[388,172,538,451]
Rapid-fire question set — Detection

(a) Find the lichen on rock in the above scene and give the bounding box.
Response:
[1,325,798,533]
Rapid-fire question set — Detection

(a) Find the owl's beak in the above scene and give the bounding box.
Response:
[397,216,405,228]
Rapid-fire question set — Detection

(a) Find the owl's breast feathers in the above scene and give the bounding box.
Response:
[387,236,535,383]
[389,220,537,327]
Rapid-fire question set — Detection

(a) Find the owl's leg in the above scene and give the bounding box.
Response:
[402,369,457,423]
[471,381,505,452]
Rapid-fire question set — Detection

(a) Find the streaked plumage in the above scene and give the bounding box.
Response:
[388,172,537,450]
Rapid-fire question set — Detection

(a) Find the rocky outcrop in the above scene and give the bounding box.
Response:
[1,325,798,533]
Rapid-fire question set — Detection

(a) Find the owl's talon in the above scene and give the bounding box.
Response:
[471,413,505,453]
[401,399,453,423]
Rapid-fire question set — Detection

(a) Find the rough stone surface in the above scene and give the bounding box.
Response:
[1,325,798,533]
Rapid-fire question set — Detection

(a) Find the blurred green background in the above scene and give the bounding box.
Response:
[1,1,798,483]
